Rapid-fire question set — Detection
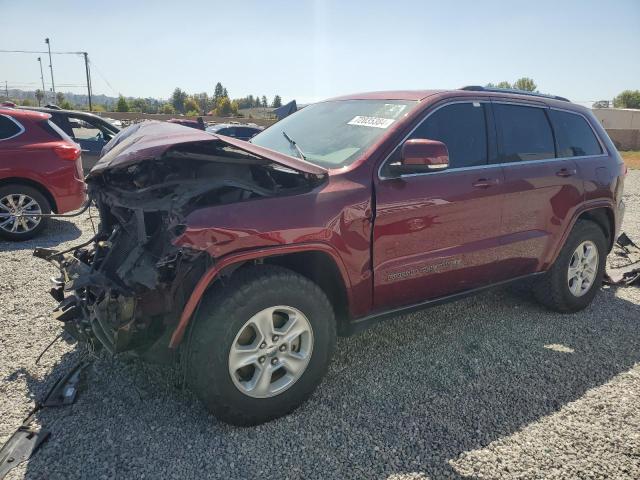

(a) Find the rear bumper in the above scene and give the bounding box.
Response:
[54,177,87,213]
[616,198,625,239]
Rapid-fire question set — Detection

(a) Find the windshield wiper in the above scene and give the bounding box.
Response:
[282,131,307,161]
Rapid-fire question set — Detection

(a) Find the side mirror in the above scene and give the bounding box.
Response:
[391,139,449,176]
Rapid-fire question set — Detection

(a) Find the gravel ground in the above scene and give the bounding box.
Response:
[1,172,639,480]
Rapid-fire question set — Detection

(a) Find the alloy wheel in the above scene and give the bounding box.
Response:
[567,240,599,297]
[228,305,314,398]
[0,194,42,234]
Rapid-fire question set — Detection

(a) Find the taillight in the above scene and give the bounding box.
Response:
[54,143,81,161]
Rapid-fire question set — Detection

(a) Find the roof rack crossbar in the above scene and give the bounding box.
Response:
[460,85,570,102]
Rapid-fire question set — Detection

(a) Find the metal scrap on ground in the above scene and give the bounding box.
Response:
[0,362,87,479]
[605,233,640,286]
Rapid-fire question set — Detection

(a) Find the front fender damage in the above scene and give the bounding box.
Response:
[34,127,323,359]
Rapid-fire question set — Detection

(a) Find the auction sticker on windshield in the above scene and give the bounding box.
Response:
[347,116,395,129]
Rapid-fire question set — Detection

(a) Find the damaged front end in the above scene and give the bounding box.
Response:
[35,122,325,357]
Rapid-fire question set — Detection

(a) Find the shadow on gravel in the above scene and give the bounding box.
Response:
[17,286,640,480]
[0,219,83,253]
[3,342,84,412]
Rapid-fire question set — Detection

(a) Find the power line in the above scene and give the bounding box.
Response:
[0,49,85,55]
[7,83,88,88]
[3,45,95,109]
[88,59,118,95]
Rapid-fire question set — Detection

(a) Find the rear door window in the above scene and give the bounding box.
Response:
[237,127,257,138]
[408,102,489,168]
[549,110,602,158]
[494,104,555,162]
[0,115,23,140]
[68,117,104,140]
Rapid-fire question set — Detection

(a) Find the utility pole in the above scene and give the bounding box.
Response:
[37,57,46,102]
[83,52,92,111]
[44,38,56,100]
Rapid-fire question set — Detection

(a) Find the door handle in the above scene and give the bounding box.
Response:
[472,178,498,189]
[556,168,577,177]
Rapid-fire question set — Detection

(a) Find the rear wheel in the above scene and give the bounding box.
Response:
[186,265,336,426]
[0,185,50,241]
[534,220,606,312]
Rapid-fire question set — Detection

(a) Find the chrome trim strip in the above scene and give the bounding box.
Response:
[394,162,503,178]
[378,99,609,181]
[0,114,26,142]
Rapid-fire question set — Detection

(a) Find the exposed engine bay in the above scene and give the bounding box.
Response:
[35,130,324,357]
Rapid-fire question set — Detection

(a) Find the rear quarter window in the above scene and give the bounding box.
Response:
[549,110,602,157]
[494,104,555,162]
[0,115,23,140]
[38,119,74,142]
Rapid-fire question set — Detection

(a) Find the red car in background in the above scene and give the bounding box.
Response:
[0,108,86,240]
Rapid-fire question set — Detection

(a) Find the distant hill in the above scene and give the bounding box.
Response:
[1,89,161,109]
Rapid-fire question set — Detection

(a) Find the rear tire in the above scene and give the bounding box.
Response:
[186,265,336,426]
[0,185,50,241]
[534,220,606,313]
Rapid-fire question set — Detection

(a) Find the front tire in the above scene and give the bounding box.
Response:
[534,220,607,313]
[186,265,336,426]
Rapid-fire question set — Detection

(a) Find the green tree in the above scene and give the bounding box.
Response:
[130,98,148,112]
[92,104,106,112]
[513,77,537,92]
[171,87,187,113]
[215,97,232,116]
[184,97,199,114]
[261,95,268,108]
[486,81,512,89]
[60,100,73,110]
[213,82,225,102]
[613,90,640,109]
[161,103,175,114]
[222,87,229,98]
[21,98,34,106]
[231,100,239,115]
[56,92,65,105]
[116,95,129,112]
[272,95,282,108]
[193,92,210,114]
[35,89,44,106]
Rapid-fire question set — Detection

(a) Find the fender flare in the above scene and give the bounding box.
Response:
[168,242,352,348]
[544,200,615,269]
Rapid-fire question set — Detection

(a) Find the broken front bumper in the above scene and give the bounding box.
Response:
[34,236,205,355]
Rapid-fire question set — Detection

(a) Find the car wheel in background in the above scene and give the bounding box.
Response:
[0,185,50,241]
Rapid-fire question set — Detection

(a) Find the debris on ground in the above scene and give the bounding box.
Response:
[0,361,87,479]
[0,417,49,480]
[605,233,640,286]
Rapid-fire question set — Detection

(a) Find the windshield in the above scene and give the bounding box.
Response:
[250,99,417,169]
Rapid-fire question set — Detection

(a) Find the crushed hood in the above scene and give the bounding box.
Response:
[89,121,327,177]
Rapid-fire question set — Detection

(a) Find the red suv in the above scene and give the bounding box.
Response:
[39,87,625,425]
[0,108,86,240]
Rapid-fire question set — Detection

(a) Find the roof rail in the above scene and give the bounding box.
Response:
[460,85,570,102]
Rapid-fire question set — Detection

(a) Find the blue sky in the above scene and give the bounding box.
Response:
[1,0,638,106]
